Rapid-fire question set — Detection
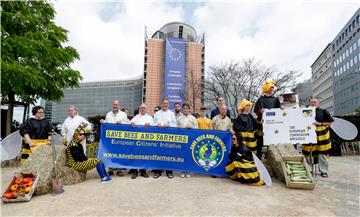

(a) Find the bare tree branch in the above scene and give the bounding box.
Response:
[204,58,300,117]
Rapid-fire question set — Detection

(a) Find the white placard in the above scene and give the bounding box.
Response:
[263,107,317,145]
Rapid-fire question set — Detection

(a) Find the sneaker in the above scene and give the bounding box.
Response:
[185,173,191,178]
[153,173,161,179]
[131,173,138,179]
[108,169,114,176]
[101,176,112,183]
[180,172,185,178]
[320,172,328,178]
[140,172,149,178]
[166,172,174,179]
[116,170,124,177]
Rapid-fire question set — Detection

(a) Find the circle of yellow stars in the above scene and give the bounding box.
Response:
[169,48,182,61]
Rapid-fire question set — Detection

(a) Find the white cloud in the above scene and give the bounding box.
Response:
[53,0,359,82]
[192,1,359,80]
[53,1,185,82]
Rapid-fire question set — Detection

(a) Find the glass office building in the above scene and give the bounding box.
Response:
[332,8,360,115]
[46,77,143,123]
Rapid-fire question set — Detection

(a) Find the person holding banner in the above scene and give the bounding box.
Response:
[254,79,281,158]
[100,99,130,176]
[212,104,233,133]
[177,102,198,178]
[19,106,53,165]
[66,125,112,183]
[225,133,264,186]
[153,99,177,178]
[197,107,212,130]
[302,98,334,178]
[61,106,91,152]
[233,99,258,154]
[128,103,153,179]
[174,102,183,120]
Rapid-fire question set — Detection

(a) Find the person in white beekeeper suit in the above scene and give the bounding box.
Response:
[279,89,299,109]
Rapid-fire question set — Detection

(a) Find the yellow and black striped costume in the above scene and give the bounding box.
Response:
[302,108,334,157]
[19,118,52,165]
[20,139,48,165]
[302,125,332,156]
[66,127,101,172]
[233,113,258,154]
[226,145,264,186]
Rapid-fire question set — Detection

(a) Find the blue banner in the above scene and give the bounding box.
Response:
[98,123,232,176]
[164,37,186,110]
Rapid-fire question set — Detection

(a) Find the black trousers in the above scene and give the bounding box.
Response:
[152,170,172,174]
[129,169,146,174]
[256,135,263,159]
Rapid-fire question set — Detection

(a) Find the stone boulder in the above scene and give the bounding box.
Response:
[20,145,86,195]
[266,144,301,183]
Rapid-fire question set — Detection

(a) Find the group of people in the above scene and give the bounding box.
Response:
[17,79,334,185]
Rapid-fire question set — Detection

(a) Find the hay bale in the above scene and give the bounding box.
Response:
[261,159,274,178]
[266,144,300,182]
[1,158,19,168]
[20,145,86,195]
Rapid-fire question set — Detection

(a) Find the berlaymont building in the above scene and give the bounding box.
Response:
[143,22,205,114]
[46,21,205,122]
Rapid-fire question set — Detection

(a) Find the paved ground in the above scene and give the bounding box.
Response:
[1,156,359,216]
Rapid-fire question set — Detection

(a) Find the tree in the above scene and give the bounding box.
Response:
[355,107,360,116]
[204,58,300,117]
[1,1,82,136]
[186,69,203,113]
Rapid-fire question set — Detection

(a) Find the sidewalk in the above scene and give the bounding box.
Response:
[1,156,359,216]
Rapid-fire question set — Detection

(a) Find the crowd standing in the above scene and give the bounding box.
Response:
[17,79,334,185]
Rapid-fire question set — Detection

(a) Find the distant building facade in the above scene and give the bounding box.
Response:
[46,77,143,123]
[293,79,313,107]
[332,8,360,115]
[311,43,334,114]
[311,8,360,115]
[143,22,205,114]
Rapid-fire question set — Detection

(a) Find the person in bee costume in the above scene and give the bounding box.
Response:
[66,125,112,183]
[225,133,264,186]
[254,79,281,158]
[302,98,334,178]
[233,99,259,154]
[19,106,53,165]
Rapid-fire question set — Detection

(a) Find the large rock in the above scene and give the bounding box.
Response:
[266,144,301,183]
[20,145,86,195]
